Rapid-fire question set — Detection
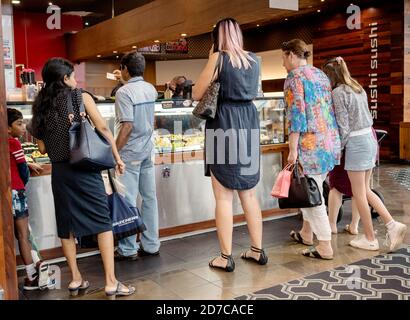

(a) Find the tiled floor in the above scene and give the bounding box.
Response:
[21,163,410,300]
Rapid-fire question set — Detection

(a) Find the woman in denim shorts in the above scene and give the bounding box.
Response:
[323,57,407,252]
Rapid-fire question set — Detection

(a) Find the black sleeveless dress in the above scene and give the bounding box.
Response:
[205,52,260,190]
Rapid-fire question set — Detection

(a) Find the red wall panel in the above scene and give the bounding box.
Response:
[13,11,83,84]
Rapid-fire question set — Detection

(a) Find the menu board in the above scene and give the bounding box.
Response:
[2,14,16,90]
[165,38,188,53]
[405,0,410,122]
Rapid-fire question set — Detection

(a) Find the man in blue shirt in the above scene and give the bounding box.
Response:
[115,52,160,260]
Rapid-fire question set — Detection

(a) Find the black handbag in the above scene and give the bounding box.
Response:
[192,53,222,120]
[278,160,322,209]
[68,91,116,171]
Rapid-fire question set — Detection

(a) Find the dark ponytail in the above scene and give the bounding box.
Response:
[31,58,74,138]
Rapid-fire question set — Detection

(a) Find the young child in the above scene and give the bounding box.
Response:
[8,108,49,291]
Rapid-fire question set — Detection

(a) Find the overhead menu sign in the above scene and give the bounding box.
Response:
[269,0,298,11]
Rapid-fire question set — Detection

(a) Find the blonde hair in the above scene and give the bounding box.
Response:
[213,18,255,69]
[322,57,363,93]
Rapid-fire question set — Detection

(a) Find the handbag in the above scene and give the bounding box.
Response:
[278,160,322,209]
[107,170,146,241]
[192,53,222,120]
[271,163,293,198]
[67,91,116,171]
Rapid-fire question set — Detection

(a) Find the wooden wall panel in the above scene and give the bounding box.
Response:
[0,0,18,300]
[313,2,404,159]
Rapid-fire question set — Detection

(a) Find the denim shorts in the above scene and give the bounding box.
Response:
[12,189,29,220]
[345,132,377,171]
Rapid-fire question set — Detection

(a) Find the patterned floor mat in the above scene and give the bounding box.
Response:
[236,247,410,300]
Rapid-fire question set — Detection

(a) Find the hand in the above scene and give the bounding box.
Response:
[209,45,214,57]
[115,159,126,175]
[112,69,123,83]
[28,162,43,174]
[287,151,298,165]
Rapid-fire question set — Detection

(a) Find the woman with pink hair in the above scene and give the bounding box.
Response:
[193,18,267,272]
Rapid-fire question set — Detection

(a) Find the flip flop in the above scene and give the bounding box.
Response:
[290,230,313,246]
[344,224,358,235]
[301,246,333,260]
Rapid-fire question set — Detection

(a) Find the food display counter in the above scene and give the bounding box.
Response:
[8,97,291,256]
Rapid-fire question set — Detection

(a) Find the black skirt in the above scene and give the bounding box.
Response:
[51,162,112,239]
[205,101,260,190]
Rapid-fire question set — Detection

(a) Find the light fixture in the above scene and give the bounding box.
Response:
[116,56,119,59]
[11,0,21,4]
[285,18,288,21]
[308,5,312,8]
[321,0,325,2]
[113,51,118,54]
[49,2,53,5]
[97,55,101,58]
[132,45,137,49]
[85,22,89,26]
[154,40,160,43]
[181,33,187,37]
[257,24,260,27]
[213,24,216,28]
[317,9,321,12]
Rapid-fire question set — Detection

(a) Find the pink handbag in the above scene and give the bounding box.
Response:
[271,164,293,198]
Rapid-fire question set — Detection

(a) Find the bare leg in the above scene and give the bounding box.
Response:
[328,188,343,234]
[14,217,34,266]
[238,188,263,260]
[60,234,82,288]
[349,197,360,233]
[299,220,313,243]
[347,171,375,241]
[209,173,234,268]
[365,170,393,225]
[97,231,118,290]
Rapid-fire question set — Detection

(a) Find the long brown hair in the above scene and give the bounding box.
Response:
[322,56,363,93]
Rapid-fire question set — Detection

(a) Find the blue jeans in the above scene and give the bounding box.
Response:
[117,158,160,256]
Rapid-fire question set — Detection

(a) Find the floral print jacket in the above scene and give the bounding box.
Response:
[284,65,341,175]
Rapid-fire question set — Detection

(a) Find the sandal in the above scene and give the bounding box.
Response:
[301,246,333,260]
[209,253,235,272]
[105,281,136,300]
[68,279,90,297]
[241,246,268,265]
[344,224,358,235]
[290,230,313,246]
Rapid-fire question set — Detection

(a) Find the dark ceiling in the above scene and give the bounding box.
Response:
[12,0,154,27]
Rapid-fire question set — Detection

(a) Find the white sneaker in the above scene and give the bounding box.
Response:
[385,222,408,252]
[349,235,380,251]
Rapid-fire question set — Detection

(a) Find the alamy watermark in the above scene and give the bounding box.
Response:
[47,5,61,30]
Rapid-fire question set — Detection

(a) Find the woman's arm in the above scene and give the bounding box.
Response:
[192,52,220,101]
[332,90,350,149]
[37,139,46,154]
[82,92,125,174]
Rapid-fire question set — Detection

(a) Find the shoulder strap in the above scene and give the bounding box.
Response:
[212,52,223,81]
[67,89,86,122]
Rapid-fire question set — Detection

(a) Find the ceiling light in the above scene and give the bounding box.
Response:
[257,24,260,27]
[181,33,187,37]
[213,24,216,28]
[11,0,21,4]
[85,22,89,26]
[97,55,101,58]
[321,0,325,2]
[317,9,321,12]
[308,5,312,8]
[116,56,119,59]
[132,46,137,49]
[49,2,53,5]
[113,51,118,54]
[285,18,288,21]
[154,40,160,43]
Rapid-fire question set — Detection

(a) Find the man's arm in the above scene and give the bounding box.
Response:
[116,122,133,152]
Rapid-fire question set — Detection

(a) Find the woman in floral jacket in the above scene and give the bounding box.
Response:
[281,39,341,260]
